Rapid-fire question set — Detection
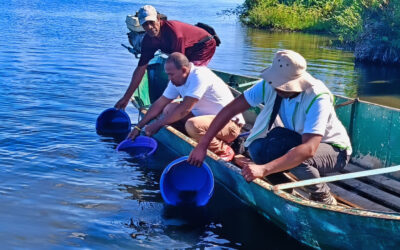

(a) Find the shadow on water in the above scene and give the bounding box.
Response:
[160,182,309,249]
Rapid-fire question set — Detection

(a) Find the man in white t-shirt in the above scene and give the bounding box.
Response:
[127,52,245,161]
[188,50,352,205]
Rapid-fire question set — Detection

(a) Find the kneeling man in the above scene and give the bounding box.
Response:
[128,52,245,161]
[188,50,352,205]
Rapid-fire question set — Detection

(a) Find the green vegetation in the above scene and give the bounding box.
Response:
[240,0,400,63]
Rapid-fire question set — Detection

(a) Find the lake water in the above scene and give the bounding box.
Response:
[0,0,398,248]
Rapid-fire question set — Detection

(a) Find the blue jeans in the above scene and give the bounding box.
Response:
[248,127,349,196]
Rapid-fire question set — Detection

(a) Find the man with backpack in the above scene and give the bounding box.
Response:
[115,5,219,110]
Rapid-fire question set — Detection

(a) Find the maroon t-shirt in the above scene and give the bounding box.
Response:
[138,20,216,66]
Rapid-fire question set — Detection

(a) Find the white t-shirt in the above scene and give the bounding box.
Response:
[279,92,331,135]
[244,80,352,154]
[163,64,245,124]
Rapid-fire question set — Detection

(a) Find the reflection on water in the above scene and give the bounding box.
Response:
[354,64,400,108]
[210,28,399,108]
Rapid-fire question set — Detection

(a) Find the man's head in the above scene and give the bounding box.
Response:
[261,50,315,98]
[138,5,161,38]
[165,52,191,86]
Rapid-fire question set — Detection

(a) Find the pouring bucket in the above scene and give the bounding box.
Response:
[160,156,214,206]
[116,136,158,158]
[96,108,131,137]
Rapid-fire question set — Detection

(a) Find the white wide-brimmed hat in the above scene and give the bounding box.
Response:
[138,5,158,25]
[125,15,144,32]
[261,50,315,92]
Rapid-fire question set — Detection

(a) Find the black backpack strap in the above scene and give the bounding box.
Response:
[268,95,282,130]
[195,22,221,46]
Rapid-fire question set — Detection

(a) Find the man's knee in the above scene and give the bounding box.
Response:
[248,138,267,164]
[185,117,202,137]
[185,116,212,140]
[290,164,318,179]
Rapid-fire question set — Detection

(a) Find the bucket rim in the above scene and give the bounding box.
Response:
[116,136,158,156]
[160,156,214,206]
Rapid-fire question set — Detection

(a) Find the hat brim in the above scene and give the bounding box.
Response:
[261,67,313,92]
[139,16,158,25]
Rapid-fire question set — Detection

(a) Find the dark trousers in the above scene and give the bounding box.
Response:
[248,127,349,196]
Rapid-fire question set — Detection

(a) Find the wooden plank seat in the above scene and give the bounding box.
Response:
[328,183,395,212]
[341,163,400,197]
[233,154,400,212]
[317,163,400,212]
[285,167,400,212]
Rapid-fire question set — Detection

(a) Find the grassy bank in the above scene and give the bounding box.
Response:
[240,0,400,63]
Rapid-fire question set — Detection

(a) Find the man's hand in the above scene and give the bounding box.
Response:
[188,144,208,167]
[144,121,163,137]
[115,97,130,110]
[127,127,140,141]
[241,162,269,182]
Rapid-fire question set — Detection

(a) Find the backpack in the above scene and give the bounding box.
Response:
[195,22,221,46]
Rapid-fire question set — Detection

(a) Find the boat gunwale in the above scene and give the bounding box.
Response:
[334,94,400,112]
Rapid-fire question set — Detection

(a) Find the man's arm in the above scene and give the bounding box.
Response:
[188,94,251,166]
[144,96,199,136]
[127,96,172,140]
[115,64,148,110]
[241,133,322,182]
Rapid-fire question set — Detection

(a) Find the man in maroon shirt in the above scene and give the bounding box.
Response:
[115,5,217,110]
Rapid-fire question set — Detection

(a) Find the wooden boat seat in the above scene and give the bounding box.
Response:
[328,183,395,212]
[289,161,400,212]
[281,171,396,211]
[341,163,400,197]
[328,163,400,212]
[233,155,400,212]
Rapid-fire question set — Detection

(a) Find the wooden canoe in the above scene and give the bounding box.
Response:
[130,55,400,249]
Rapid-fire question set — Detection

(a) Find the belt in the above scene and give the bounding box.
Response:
[196,35,213,45]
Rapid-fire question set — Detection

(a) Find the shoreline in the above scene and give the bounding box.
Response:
[236,0,400,65]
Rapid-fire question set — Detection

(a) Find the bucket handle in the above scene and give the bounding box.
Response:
[165,158,188,174]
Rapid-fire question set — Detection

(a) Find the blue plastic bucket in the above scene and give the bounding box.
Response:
[96,108,131,136]
[160,156,214,206]
[116,136,158,158]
